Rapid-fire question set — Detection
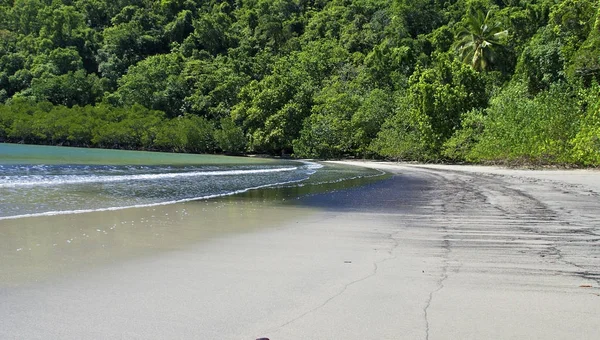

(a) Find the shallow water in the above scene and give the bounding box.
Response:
[0,144,383,219]
[0,144,387,285]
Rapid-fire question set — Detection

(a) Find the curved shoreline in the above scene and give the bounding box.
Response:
[2,162,599,339]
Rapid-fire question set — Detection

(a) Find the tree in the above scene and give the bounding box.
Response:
[408,54,488,146]
[232,39,347,154]
[351,88,394,156]
[182,56,249,119]
[516,27,566,94]
[96,5,167,87]
[568,8,600,85]
[29,70,102,107]
[293,113,353,159]
[214,117,246,154]
[107,53,187,117]
[455,10,507,71]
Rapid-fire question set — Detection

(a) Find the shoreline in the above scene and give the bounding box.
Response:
[333,160,600,193]
[2,162,600,339]
[5,141,600,169]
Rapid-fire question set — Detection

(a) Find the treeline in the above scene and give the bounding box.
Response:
[0,0,599,165]
[0,101,246,153]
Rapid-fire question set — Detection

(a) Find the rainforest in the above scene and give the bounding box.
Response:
[0,0,599,165]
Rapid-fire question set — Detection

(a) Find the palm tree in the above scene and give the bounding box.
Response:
[455,10,508,71]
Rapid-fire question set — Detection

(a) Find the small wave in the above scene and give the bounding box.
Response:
[0,167,298,188]
[0,176,310,221]
[295,160,324,175]
[278,168,387,188]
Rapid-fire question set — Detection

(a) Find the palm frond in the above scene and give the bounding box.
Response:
[454,9,508,71]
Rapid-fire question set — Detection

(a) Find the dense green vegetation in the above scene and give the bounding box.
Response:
[0,0,599,164]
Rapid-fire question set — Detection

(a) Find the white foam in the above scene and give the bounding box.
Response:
[295,160,324,175]
[0,177,310,221]
[0,167,298,188]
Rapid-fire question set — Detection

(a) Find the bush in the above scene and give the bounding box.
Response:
[442,109,485,162]
[471,82,581,164]
[92,105,165,149]
[293,113,353,159]
[370,106,436,161]
[184,115,216,153]
[351,89,395,157]
[214,117,246,154]
[153,115,215,153]
[572,84,600,165]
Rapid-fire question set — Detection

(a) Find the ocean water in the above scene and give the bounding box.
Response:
[0,144,384,219]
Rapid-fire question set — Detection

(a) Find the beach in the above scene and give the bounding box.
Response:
[1,162,599,339]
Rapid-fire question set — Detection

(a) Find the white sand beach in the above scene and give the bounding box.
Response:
[1,162,599,339]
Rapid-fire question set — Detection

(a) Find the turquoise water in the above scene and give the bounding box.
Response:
[0,144,384,219]
[0,143,279,165]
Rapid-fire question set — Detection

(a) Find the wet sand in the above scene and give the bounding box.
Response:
[1,162,600,339]
[0,194,319,286]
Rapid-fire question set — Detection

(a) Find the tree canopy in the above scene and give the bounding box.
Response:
[0,0,599,165]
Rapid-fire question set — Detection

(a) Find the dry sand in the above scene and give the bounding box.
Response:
[1,162,599,339]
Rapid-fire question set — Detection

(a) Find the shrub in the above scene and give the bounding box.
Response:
[370,107,436,161]
[471,82,581,164]
[571,84,600,165]
[442,109,485,162]
[214,117,246,154]
[293,114,353,159]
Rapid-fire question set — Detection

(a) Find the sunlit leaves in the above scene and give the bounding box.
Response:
[455,10,508,71]
[108,53,187,117]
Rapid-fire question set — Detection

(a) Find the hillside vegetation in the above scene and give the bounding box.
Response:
[0,0,599,164]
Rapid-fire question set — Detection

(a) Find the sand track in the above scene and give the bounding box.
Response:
[325,162,600,339]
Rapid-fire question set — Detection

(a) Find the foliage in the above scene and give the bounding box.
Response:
[28,70,103,106]
[351,88,395,156]
[470,82,581,164]
[407,54,488,149]
[293,75,361,158]
[370,106,436,161]
[293,113,354,159]
[0,101,216,152]
[455,9,508,72]
[568,8,600,85]
[0,0,599,165]
[442,109,485,162]
[214,117,246,155]
[107,53,187,117]
[571,83,600,165]
[516,27,567,94]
